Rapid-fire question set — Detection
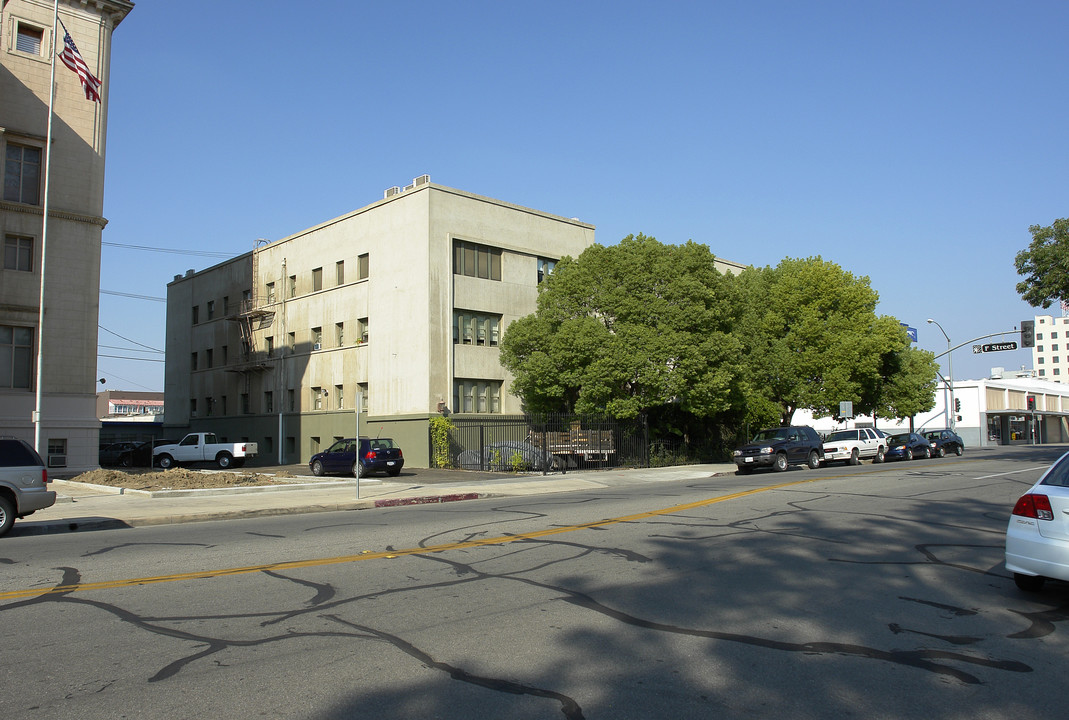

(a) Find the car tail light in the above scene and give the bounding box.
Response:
[398,449,403,458]
[1012,493,1055,521]
[42,468,49,484]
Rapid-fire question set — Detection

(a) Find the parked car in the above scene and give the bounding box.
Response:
[309,437,404,478]
[884,432,931,461]
[821,428,886,465]
[99,441,143,467]
[1005,450,1069,591]
[0,436,56,537]
[734,426,824,474]
[456,441,557,472]
[925,429,964,457]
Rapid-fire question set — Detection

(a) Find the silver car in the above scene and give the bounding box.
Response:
[1005,450,1069,591]
[0,437,57,537]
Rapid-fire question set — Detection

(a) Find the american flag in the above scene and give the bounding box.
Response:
[58,21,101,102]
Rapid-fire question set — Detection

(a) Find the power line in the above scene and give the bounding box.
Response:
[98,344,164,354]
[98,354,165,363]
[99,325,163,353]
[102,241,235,258]
[101,289,166,302]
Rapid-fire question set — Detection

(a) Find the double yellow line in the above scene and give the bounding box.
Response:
[1,475,826,601]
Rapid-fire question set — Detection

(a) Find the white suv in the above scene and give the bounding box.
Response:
[0,437,56,537]
[821,428,886,465]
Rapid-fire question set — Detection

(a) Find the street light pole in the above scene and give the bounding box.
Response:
[927,318,954,430]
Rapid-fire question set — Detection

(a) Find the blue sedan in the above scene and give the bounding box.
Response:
[884,432,931,461]
[309,437,404,478]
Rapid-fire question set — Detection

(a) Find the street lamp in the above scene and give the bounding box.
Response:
[926,318,954,430]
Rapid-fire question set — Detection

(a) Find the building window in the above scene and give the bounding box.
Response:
[312,387,323,410]
[358,253,369,280]
[1038,345,1045,352]
[288,275,297,298]
[3,235,33,272]
[1056,368,1062,376]
[537,257,557,283]
[454,311,501,346]
[264,391,273,413]
[335,322,344,346]
[312,327,322,349]
[190,398,197,417]
[205,397,214,417]
[1039,357,1045,364]
[1055,344,1060,352]
[15,22,44,55]
[453,379,502,414]
[241,393,250,413]
[1039,369,1046,376]
[1054,332,1059,339]
[0,325,33,389]
[286,436,296,456]
[358,383,368,412]
[191,352,198,370]
[3,144,42,205]
[454,240,502,281]
[266,282,275,303]
[358,318,368,343]
[47,438,66,467]
[312,267,323,291]
[335,384,344,410]
[336,261,345,285]
[311,436,321,455]
[221,395,228,415]
[206,348,214,368]
[223,296,230,315]
[1037,333,1044,340]
[192,305,199,325]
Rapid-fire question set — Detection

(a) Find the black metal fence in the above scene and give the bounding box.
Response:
[438,414,650,472]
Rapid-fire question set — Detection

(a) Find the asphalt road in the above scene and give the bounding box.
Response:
[3,446,1067,719]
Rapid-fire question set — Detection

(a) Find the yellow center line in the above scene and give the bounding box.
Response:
[1,473,840,601]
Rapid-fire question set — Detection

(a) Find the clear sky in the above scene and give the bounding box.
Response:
[95,0,1069,393]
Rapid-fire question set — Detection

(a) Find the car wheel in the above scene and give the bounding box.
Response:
[937,446,946,458]
[923,446,931,459]
[0,495,14,537]
[216,452,233,469]
[119,454,133,468]
[954,445,963,456]
[849,448,860,466]
[311,460,324,477]
[157,454,175,470]
[1014,573,1046,592]
[353,461,366,479]
[807,450,821,469]
[874,447,885,463]
[904,448,913,461]
[773,453,788,472]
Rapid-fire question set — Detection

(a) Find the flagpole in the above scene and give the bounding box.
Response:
[33,0,61,453]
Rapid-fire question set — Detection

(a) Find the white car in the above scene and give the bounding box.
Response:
[821,428,886,465]
[1005,451,1069,591]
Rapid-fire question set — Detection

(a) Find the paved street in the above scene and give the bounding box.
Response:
[3,448,1068,719]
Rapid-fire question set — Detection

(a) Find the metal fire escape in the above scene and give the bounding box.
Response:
[228,239,275,375]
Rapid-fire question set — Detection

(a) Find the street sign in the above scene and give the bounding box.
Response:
[972,341,1018,353]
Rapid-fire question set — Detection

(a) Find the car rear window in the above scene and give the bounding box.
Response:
[0,439,44,467]
[1041,455,1069,488]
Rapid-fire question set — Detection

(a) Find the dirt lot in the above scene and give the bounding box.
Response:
[68,468,297,491]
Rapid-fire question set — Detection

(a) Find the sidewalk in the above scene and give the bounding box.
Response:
[16,464,737,536]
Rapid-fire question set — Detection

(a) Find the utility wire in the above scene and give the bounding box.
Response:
[102,241,235,258]
[99,325,163,353]
[101,289,166,302]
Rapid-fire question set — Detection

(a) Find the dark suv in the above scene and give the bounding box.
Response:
[734,426,825,474]
[0,437,57,537]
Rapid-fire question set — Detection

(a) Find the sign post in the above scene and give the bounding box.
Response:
[355,394,362,499]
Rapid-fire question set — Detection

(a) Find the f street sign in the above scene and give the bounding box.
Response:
[973,342,1018,353]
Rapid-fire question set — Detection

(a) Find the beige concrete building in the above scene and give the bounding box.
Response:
[1,0,133,472]
[1031,314,1069,383]
[163,178,596,467]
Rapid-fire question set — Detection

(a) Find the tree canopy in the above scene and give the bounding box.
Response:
[499,234,743,419]
[1015,218,1069,308]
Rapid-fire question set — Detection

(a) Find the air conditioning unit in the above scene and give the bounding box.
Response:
[413,174,430,186]
[313,342,322,351]
[384,186,401,198]
[48,454,67,468]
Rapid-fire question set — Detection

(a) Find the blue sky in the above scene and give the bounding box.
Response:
[96,0,1069,392]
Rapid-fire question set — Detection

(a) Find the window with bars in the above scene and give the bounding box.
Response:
[453,379,502,414]
[453,311,501,346]
[453,240,501,281]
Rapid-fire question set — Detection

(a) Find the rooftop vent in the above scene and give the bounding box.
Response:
[413,174,430,186]
[384,186,401,198]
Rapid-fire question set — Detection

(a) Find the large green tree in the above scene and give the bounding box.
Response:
[733,257,918,425]
[1015,218,1069,308]
[500,234,743,419]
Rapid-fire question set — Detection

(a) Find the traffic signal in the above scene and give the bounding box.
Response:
[1027,395,1036,410]
[1022,320,1035,348]
[954,398,961,412]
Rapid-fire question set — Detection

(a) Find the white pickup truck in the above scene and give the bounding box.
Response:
[153,433,257,470]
